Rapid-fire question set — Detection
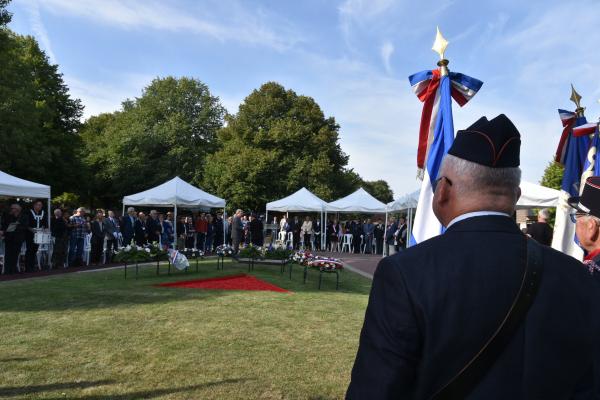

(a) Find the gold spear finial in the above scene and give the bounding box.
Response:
[432,27,449,76]
[570,84,585,117]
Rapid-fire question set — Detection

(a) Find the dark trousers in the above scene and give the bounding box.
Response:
[303,233,311,249]
[232,233,241,254]
[375,238,383,255]
[90,236,103,264]
[25,232,38,271]
[196,232,206,251]
[185,236,195,249]
[52,236,68,268]
[314,234,321,251]
[69,236,85,267]
[105,238,117,263]
[4,238,23,274]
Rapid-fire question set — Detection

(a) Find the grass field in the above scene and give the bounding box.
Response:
[0,258,372,399]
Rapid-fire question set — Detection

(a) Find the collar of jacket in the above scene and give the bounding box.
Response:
[445,214,520,234]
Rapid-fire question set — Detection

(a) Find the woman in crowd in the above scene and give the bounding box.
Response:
[374,218,385,255]
[301,216,313,250]
[328,219,340,252]
[184,216,195,249]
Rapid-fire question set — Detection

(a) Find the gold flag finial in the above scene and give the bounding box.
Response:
[432,27,449,76]
[570,84,585,117]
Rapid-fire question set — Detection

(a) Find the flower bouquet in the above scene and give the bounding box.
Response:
[263,246,293,261]
[216,245,234,257]
[147,242,169,261]
[239,244,262,259]
[114,244,153,263]
[308,256,344,272]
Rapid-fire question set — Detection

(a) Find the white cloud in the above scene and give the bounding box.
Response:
[20,1,57,63]
[380,40,394,74]
[25,0,302,51]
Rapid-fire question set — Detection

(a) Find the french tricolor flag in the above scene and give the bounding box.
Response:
[408,69,482,246]
[551,111,591,260]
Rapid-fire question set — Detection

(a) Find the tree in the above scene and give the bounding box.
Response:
[0,0,11,27]
[202,82,357,211]
[80,77,225,207]
[0,30,84,195]
[362,179,394,203]
[540,160,564,190]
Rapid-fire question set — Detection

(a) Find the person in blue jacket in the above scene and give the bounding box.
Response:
[347,114,600,399]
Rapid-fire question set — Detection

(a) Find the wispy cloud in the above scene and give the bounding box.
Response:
[26,0,302,51]
[380,40,394,74]
[20,1,57,63]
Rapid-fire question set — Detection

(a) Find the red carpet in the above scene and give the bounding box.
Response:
[157,274,289,293]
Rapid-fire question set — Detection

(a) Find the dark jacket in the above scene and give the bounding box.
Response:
[2,212,29,242]
[347,216,600,399]
[231,216,243,240]
[385,222,397,244]
[121,215,136,244]
[526,221,553,246]
[146,216,161,243]
[91,220,104,240]
[51,217,68,238]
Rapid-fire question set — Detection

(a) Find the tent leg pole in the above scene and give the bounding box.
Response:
[384,210,388,257]
[223,205,227,246]
[174,205,178,250]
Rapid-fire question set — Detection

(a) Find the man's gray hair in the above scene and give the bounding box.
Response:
[538,208,550,220]
[127,207,135,212]
[441,154,521,196]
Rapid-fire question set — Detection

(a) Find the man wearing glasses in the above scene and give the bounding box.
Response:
[569,176,600,270]
[347,115,600,399]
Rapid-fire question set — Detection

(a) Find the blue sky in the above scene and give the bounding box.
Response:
[7,0,600,197]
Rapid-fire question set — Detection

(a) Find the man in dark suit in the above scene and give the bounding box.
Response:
[347,115,600,399]
[121,207,137,246]
[146,210,161,244]
[103,210,120,260]
[526,208,553,246]
[384,217,397,255]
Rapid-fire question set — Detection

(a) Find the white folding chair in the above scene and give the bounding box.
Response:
[83,234,92,266]
[278,231,287,243]
[285,232,294,249]
[341,234,353,253]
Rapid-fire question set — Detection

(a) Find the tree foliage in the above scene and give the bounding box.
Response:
[0,29,84,195]
[540,160,564,190]
[80,77,226,206]
[202,82,362,211]
[362,179,394,203]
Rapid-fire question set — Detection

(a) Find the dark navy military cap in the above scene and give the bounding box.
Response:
[569,176,600,219]
[448,114,521,168]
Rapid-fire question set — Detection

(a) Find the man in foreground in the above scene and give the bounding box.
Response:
[570,176,600,269]
[347,115,600,399]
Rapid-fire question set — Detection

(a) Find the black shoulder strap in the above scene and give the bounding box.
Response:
[431,238,543,400]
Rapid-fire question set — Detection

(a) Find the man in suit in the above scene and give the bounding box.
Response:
[570,176,600,268]
[384,217,397,256]
[347,115,600,399]
[146,210,161,244]
[526,208,553,246]
[395,216,408,250]
[25,200,47,271]
[103,210,120,260]
[121,207,137,246]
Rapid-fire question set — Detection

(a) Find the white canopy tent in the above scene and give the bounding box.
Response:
[326,188,388,254]
[515,181,560,209]
[265,187,329,247]
[122,176,226,248]
[0,170,51,226]
[388,181,560,248]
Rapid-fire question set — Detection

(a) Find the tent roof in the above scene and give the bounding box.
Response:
[387,189,419,212]
[0,170,50,199]
[122,176,225,208]
[266,187,328,212]
[388,181,559,212]
[515,181,560,209]
[327,187,387,213]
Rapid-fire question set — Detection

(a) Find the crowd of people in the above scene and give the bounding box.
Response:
[0,203,234,274]
[272,215,408,255]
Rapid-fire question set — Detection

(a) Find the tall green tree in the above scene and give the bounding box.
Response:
[0,28,84,195]
[80,77,225,206]
[540,160,564,190]
[362,179,394,203]
[203,82,360,211]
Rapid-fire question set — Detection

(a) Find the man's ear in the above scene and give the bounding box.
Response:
[515,186,522,203]
[434,178,451,206]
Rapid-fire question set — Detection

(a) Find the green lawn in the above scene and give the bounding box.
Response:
[0,259,372,399]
